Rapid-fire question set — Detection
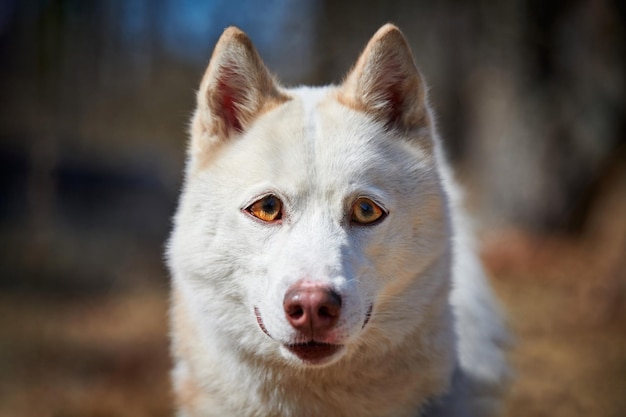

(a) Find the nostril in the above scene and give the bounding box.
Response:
[318,299,340,320]
[319,306,331,318]
[286,305,304,320]
[322,290,341,315]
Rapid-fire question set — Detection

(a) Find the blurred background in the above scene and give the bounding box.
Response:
[0,0,624,416]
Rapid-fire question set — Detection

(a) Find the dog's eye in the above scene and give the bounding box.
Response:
[246,195,283,223]
[351,198,386,225]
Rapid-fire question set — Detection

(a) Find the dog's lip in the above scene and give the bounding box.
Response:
[363,304,373,328]
[254,306,271,338]
[255,304,371,364]
[255,307,342,363]
[285,341,343,363]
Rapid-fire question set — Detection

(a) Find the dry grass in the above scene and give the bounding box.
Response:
[485,231,626,417]
[485,161,626,417]
[0,289,172,417]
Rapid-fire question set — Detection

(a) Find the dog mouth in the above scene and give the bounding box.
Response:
[285,342,343,364]
[254,305,372,365]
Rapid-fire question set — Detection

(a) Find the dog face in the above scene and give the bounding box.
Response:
[168,25,452,367]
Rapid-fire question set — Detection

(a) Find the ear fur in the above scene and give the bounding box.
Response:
[339,24,428,131]
[195,27,289,142]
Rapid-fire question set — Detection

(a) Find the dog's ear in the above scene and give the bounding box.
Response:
[339,24,428,132]
[194,27,288,141]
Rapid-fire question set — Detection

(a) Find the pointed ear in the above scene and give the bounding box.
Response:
[195,27,289,141]
[338,24,428,132]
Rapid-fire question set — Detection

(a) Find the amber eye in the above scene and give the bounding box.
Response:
[246,195,283,223]
[351,197,386,225]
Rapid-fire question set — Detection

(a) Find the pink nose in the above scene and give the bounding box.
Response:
[283,281,342,338]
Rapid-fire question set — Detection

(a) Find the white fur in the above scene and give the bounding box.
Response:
[167,25,509,417]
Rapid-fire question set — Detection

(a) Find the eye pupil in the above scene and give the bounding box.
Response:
[263,196,278,214]
[359,202,374,217]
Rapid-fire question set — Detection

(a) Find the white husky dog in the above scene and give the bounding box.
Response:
[167,24,509,417]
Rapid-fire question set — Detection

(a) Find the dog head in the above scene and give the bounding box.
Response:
[169,25,453,367]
